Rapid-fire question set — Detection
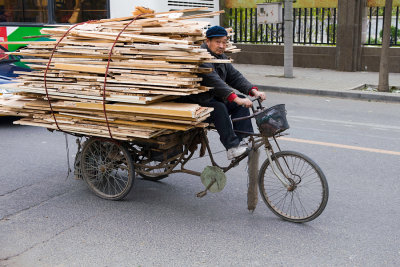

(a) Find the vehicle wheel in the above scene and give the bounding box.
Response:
[81,138,135,200]
[258,151,328,223]
[135,155,169,181]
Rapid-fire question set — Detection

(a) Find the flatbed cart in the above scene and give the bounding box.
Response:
[74,99,329,223]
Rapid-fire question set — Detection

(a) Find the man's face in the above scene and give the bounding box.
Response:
[206,36,228,55]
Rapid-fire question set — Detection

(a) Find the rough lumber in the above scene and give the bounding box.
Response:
[0,7,241,140]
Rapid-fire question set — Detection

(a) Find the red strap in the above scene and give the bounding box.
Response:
[44,20,98,132]
[102,14,142,139]
[44,16,142,139]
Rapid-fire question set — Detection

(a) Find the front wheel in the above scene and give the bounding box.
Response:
[258,151,328,223]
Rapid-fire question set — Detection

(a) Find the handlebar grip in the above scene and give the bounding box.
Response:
[257,98,263,107]
[251,96,264,109]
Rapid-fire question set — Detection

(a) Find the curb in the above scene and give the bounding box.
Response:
[256,85,400,103]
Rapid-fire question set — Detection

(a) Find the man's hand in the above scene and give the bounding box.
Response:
[252,90,266,101]
[234,97,253,108]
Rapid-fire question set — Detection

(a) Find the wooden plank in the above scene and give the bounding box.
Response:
[0,9,224,141]
[74,102,208,118]
[96,7,209,23]
[54,63,107,74]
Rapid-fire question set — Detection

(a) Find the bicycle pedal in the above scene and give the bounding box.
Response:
[196,190,207,198]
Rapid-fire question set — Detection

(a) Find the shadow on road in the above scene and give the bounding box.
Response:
[0,116,20,126]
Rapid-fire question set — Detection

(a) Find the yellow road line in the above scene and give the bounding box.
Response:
[280,137,400,156]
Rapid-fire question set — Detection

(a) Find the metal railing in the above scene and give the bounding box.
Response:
[228,7,338,45]
[365,6,400,46]
[229,6,400,47]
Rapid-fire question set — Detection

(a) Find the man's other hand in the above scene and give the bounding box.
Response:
[252,90,266,101]
[234,97,253,108]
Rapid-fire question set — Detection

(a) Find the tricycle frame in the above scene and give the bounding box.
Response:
[76,99,329,223]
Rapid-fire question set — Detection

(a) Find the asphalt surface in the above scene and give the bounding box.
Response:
[1,92,400,266]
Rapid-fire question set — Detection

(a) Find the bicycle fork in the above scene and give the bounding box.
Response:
[263,138,291,190]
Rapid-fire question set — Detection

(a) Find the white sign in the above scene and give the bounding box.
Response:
[257,3,283,24]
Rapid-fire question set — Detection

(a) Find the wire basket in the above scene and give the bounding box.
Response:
[255,104,289,137]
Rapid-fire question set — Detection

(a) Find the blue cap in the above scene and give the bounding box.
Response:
[206,26,228,38]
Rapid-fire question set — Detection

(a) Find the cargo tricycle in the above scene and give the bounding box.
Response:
[74,98,329,223]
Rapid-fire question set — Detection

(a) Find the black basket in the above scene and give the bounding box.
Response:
[255,104,289,137]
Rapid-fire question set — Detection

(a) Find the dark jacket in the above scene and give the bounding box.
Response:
[184,43,254,105]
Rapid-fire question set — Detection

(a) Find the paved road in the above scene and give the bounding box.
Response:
[1,93,399,266]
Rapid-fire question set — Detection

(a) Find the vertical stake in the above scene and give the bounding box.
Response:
[284,0,294,78]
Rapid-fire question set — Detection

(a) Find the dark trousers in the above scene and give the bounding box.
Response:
[202,96,254,150]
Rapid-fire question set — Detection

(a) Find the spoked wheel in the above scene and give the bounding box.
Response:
[258,151,328,223]
[81,138,135,200]
[135,155,169,182]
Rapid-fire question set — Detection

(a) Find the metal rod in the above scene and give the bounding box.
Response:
[309,8,313,44]
[293,8,296,43]
[229,8,232,29]
[174,169,201,177]
[333,7,337,44]
[315,8,319,44]
[240,8,243,42]
[395,7,399,45]
[321,8,325,44]
[375,7,380,45]
[202,129,219,168]
[245,8,248,42]
[250,8,253,42]
[255,7,258,42]
[298,8,301,43]
[234,8,238,43]
[368,7,372,44]
[233,130,261,137]
[304,8,307,43]
[260,24,263,43]
[231,109,263,122]
[327,8,331,44]
[265,146,290,189]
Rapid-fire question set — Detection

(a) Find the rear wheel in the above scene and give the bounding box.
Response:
[258,151,328,223]
[81,138,135,200]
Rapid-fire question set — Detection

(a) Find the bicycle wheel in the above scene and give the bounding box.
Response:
[81,138,135,200]
[258,151,328,223]
[135,154,169,181]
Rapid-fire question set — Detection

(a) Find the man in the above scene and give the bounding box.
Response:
[183,26,266,160]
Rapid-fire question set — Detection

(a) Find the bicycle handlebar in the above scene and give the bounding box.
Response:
[231,96,265,123]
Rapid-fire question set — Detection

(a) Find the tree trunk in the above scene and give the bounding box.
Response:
[378,0,393,92]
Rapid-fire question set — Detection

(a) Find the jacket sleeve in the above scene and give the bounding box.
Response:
[199,62,235,101]
[225,63,253,95]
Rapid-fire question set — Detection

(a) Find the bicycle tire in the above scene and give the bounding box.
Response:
[135,156,169,181]
[81,138,135,200]
[258,150,328,223]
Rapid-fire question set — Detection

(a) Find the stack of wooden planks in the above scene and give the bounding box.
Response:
[0,7,237,140]
[0,94,213,139]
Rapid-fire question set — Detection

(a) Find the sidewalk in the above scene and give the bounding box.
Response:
[233,64,400,102]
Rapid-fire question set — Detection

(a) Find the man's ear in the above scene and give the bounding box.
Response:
[205,38,211,46]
